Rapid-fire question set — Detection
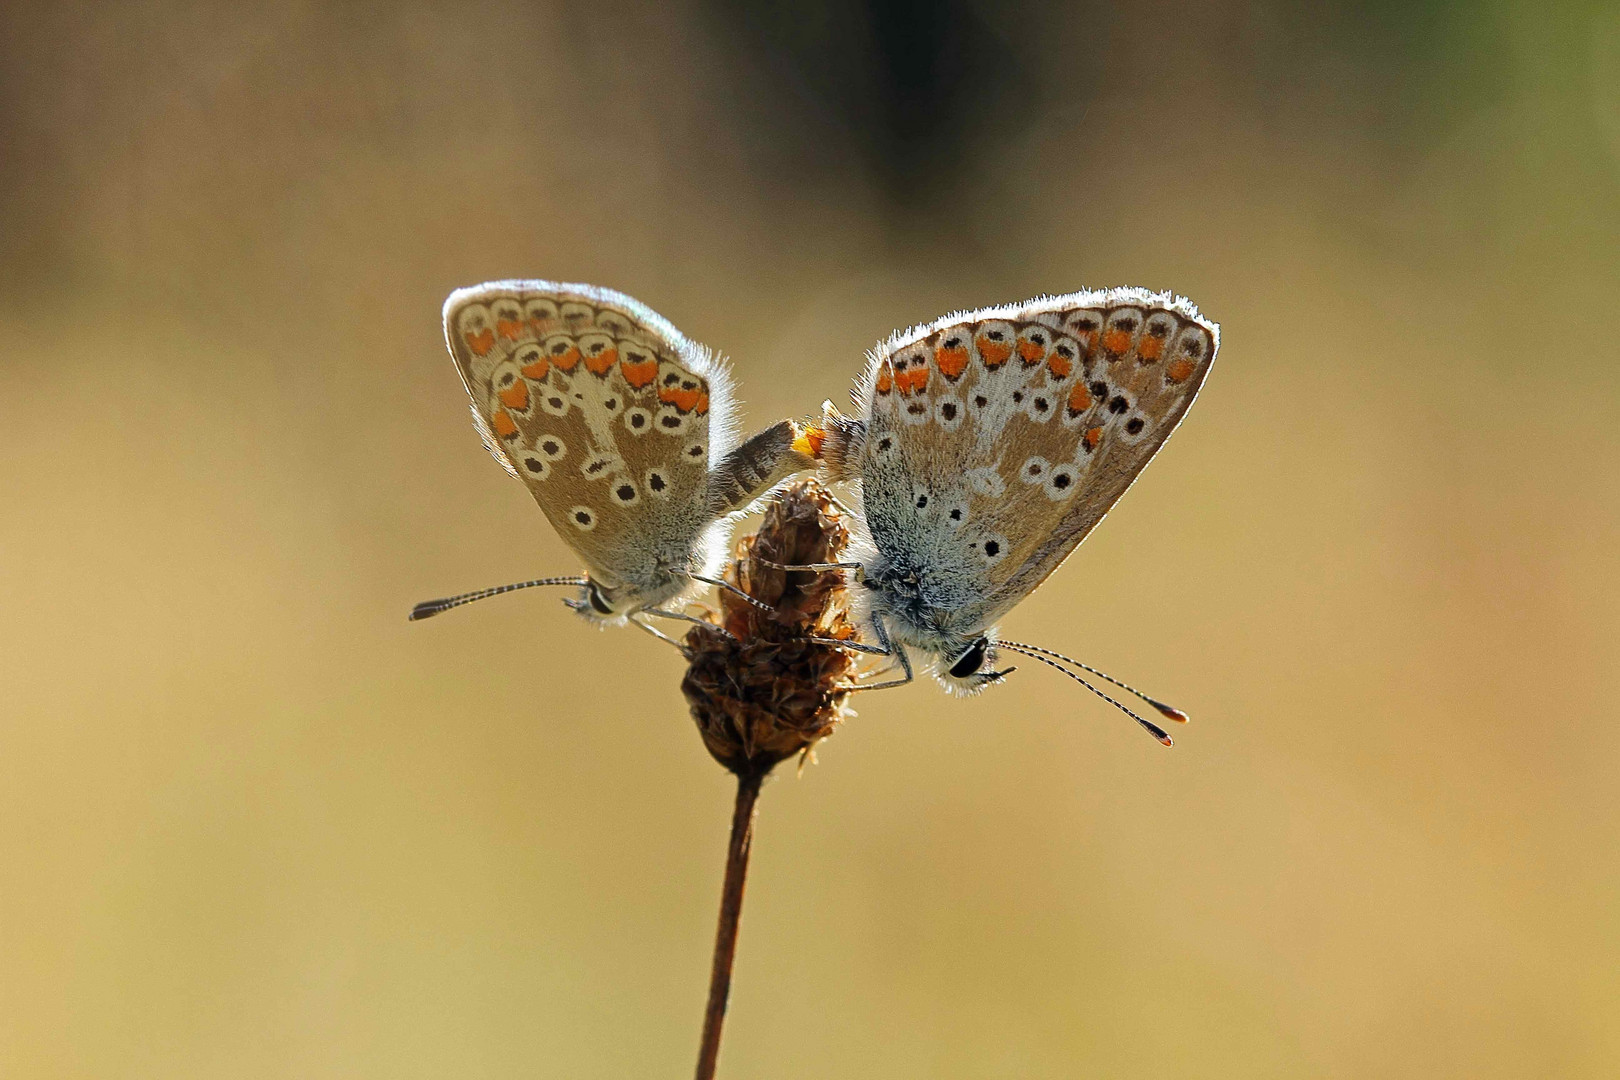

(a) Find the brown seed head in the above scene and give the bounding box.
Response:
[682,480,855,777]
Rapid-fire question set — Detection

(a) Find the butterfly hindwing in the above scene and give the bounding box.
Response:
[845,288,1218,632]
[444,280,734,590]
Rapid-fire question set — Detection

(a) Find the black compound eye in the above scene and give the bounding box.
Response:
[587,584,613,616]
[948,637,990,679]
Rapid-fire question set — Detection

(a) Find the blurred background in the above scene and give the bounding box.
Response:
[3,1,1618,1076]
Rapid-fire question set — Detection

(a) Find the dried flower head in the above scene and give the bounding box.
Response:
[682,480,855,776]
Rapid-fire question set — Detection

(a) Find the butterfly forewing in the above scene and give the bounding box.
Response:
[851,288,1217,629]
[443,280,732,588]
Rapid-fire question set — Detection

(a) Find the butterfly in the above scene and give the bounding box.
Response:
[792,288,1219,744]
[410,280,815,642]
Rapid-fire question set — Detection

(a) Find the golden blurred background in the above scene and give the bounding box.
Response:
[3,1,1618,1076]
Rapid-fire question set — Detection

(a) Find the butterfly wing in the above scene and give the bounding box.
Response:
[834,288,1217,633]
[444,280,740,590]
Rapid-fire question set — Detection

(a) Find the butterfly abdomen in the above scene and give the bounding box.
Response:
[707,419,818,515]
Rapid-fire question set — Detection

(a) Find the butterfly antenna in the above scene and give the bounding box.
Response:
[996,642,1174,746]
[999,639,1189,724]
[409,577,587,621]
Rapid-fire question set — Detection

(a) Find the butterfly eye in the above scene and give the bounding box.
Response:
[587,582,614,614]
[949,638,990,679]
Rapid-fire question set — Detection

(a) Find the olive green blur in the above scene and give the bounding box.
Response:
[3,2,1618,1076]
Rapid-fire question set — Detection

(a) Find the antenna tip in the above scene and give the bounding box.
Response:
[1157,733,1174,747]
[408,601,442,621]
[1151,701,1190,724]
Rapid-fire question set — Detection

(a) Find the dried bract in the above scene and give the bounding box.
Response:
[682,481,855,776]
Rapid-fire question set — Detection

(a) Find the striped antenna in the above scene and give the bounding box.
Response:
[999,639,1189,724]
[995,641,1179,746]
[409,577,587,621]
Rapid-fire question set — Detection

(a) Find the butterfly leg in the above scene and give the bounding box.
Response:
[752,556,866,577]
[686,572,777,613]
[807,635,889,654]
[646,608,737,642]
[629,613,692,654]
[838,619,915,693]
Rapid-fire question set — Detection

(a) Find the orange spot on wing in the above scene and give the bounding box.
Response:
[899,366,930,395]
[976,337,1012,367]
[584,346,618,376]
[1166,358,1195,383]
[694,392,709,414]
[1138,336,1164,361]
[551,346,581,372]
[1103,329,1132,355]
[935,345,970,379]
[659,386,703,412]
[1047,352,1073,379]
[1067,382,1091,415]
[875,362,894,395]
[466,329,495,356]
[520,355,550,379]
[498,379,530,411]
[1083,426,1102,451]
[496,318,524,340]
[1017,340,1047,364]
[491,409,519,439]
[621,358,658,388]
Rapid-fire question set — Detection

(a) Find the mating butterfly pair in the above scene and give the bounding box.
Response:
[412,280,1218,744]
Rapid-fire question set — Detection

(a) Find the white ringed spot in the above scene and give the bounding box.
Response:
[655,407,689,436]
[1043,464,1079,501]
[623,407,652,435]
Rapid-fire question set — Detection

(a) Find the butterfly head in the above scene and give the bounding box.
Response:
[935,632,1017,696]
[563,576,629,623]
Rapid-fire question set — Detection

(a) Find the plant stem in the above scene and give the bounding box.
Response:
[695,771,763,1080]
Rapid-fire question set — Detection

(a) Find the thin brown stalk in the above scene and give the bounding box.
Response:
[682,481,853,1077]
[695,771,763,1080]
